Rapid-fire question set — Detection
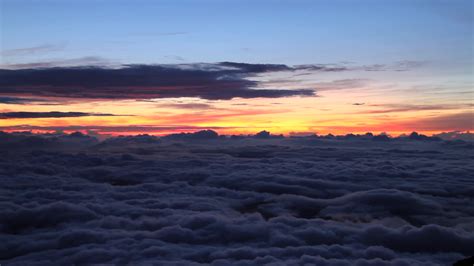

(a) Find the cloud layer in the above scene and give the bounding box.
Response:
[0,111,116,119]
[1,132,472,265]
[0,97,49,105]
[0,63,317,100]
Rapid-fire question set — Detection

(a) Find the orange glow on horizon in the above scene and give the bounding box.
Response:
[1,84,472,137]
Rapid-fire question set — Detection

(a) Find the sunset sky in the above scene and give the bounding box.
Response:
[0,0,472,136]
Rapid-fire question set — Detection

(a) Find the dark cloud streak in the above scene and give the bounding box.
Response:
[0,60,425,100]
[157,103,214,109]
[0,63,315,100]
[0,97,50,105]
[1,56,111,69]
[0,111,117,119]
[0,124,239,133]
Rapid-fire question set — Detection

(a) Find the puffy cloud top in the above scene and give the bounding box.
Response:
[0,131,472,265]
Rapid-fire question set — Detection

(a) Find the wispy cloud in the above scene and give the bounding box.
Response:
[1,56,112,69]
[157,103,215,110]
[294,60,426,73]
[1,43,66,57]
[164,55,185,61]
[357,61,427,72]
[131,31,188,37]
[360,103,472,114]
[391,60,427,71]
[152,109,287,124]
[293,64,349,72]
[397,112,474,131]
[313,79,371,91]
[312,112,474,133]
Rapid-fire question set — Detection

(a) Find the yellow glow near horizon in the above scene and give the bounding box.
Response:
[1,88,472,136]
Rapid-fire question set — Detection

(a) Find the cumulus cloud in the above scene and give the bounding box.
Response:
[433,131,474,141]
[0,132,472,265]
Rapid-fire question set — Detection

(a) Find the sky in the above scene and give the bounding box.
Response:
[0,0,472,136]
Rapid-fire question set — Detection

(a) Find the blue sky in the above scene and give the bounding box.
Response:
[1,0,472,66]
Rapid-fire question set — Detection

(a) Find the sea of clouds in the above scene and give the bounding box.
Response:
[1,131,473,265]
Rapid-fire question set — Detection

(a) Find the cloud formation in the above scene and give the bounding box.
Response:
[0,60,426,100]
[0,63,316,100]
[312,112,474,133]
[312,79,370,91]
[1,44,65,57]
[0,111,116,119]
[1,56,111,69]
[157,103,215,110]
[293,61,425,73]
[0,97,51,105]
[0,125,236,134]
[361,104,470,114]
[0,132,472,265]
[409,112,474,131]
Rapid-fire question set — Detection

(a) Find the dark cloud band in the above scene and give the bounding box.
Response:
[0,63,316,100]
[0,97,47,105]
[0,111,116,119]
